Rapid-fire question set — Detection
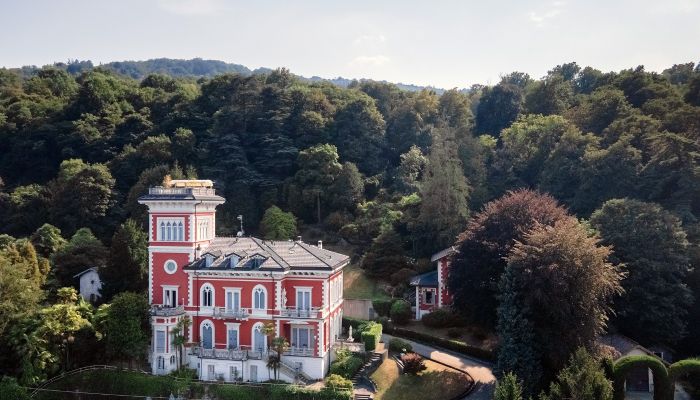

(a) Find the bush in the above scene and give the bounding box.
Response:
[401,353,427,374]
[270,385,353,400]
[493,372,524,400]
[390,268,416,286]
[389,337,413,353]
[361,321,383,351]
[330,349,365,379]
[422,308,453,328]
[0,377,29,400]
[447,328,462,338]
[372,299,393,317]
[668,358,700,381]
[390,300,412,325]
[325,374,353,392]
[390,327,495,361]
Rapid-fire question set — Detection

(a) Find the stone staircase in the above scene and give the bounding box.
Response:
[279,359,313,385]
[351,351,384,400]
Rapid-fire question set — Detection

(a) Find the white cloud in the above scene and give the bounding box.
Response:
[528,1,566,27]
[349,55,391,68]
[156,0,224,16]
[353,34,387,47]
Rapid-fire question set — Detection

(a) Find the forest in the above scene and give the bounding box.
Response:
[0,59,699,394]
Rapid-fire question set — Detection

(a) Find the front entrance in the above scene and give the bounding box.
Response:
[250,365,258,382]
[626,366,650,392]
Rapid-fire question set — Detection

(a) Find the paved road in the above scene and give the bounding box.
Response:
[382,334,496,400]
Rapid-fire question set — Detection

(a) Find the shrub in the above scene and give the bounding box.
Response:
[325,374,353,392]
[422,308,453,328]
[330,350,365,379]
[390,300,412,325]
[390,327,495,361]
[361,321,383,351]
[401,353,427,374]
[270,384,353,400]
[390,267,416,286]
[389,337,413,353]
[668,358,700,381]
[0,377,29,400]
[493,372,524,400]
[447,328,462,338]
[372,299,393,317]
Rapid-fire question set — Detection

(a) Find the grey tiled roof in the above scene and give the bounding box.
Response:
[410,270,439,287]
[431,246,457,262]
[184,237,349,272]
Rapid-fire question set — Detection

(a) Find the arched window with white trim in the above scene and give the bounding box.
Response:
[252,323,267,352]
[252,285,267,312]
[201,284,214,307]
[166,222,172,241]
[201,320,214,349]
[160,222,165,241]
[178,221,184,241]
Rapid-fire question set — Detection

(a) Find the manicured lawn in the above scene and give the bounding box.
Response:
[343,264,389,300]
[399,320,498,351]
[371,358,471,400]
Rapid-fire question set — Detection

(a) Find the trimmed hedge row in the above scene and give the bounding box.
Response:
[612,355,672,400]
[361,322,383,351]
[668,358,700,381]
[390,327,495,362]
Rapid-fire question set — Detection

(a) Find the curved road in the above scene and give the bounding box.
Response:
[382,334,496,400]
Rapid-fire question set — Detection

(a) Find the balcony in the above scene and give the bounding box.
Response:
[279,307,322,319]
[148,187,217,196]
[151,305,185,316]
[194,346,265,361]
[284,347,315,357]
[212,307,250,320]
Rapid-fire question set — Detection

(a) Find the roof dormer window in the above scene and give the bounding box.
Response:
[205,254,214,267]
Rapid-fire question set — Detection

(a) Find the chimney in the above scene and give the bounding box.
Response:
[297,235,302,242]
[317,240,323,249]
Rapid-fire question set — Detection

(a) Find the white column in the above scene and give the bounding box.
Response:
[415,286,420,320]
[317,320,324,356]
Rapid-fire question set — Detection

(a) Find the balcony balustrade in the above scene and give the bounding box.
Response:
[278,306,322,319]
[149,187,217,196]
[212,307,250,320]
[284,347,315,357]
[192,345,316,360]
[151,305,185,316]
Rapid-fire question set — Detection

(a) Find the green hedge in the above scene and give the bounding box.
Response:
[372,299,394,317]
[330,350,365,379]
[612,355,672,400]
[36,369,193,399]
[388,337,413,353]
[390,300,412,325]
[668,358,700,381]
[209,384,268,400]
[270,384,352,400]
[361,321,383,351]
[390,327,495,361]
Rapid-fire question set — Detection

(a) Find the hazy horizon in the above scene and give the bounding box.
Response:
[1,0,699,88]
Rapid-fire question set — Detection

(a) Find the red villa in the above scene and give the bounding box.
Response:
[410,246,456,319]
[138,179,348,382]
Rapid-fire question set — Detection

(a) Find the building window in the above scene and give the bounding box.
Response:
[230,366,239,381]
[225,290,241,311]
[201,285,214,307]
[157,356,165,370]
[227,327,239,349]
[158,218,185,241]
[155,330,166,353]
[291,326,312,350]
[253,286,266,311]
[296,288,311,311]
[164,260,177,275]
[170,355,176,365]
[424,290,434,305]
[163,287,178,307]
[201,321,213,349]
[253,323,266,352]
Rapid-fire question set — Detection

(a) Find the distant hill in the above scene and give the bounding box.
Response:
[15,57,446,93]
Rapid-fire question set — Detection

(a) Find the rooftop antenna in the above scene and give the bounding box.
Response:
[236,215,244,237]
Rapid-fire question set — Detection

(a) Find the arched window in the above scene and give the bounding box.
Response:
[201,321,214,349]
[166,222,172,241]
[170,355,176,365]
[160,222,165,241]
[253,323,267,352]
[253,286,266,311]
[157,356,165,370]
[201,284,214,307]
[178,222,184,241]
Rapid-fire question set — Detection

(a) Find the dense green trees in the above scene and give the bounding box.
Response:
[101,219,148,299]
[590,199,693,344]
[101,292,150,367]
[497,217,621,391]
[449,190,569,327]
[259,206,297,240]
[540,348,613,400]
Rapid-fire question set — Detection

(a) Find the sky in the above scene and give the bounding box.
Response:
[1,0,699,88]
